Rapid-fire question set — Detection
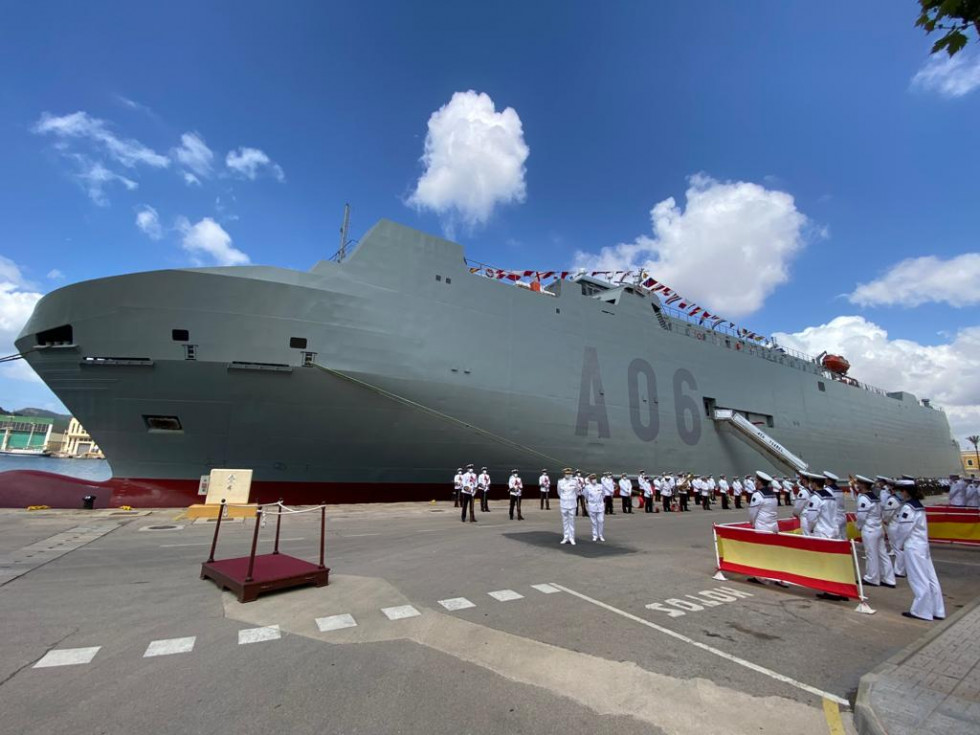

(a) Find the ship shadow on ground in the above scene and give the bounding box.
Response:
[501,531,635,557]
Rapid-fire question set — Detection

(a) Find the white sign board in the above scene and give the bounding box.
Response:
[205,469,254,506]
[197,475,210,496]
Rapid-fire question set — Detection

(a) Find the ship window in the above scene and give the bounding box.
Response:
[290,337,307,349]
[36,324,73,346]
[172,329,189,342]
[818,381,826,392]
[446,277,451,284]
[143,415,182,432]
[184,344,197,361]
[435,275,442,282]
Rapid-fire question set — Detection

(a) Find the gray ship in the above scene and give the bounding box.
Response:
[8,220,961,506]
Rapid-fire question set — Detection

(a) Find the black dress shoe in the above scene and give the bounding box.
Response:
[902,611,931,620]
[863,581,879,587]
[881,583,896,588]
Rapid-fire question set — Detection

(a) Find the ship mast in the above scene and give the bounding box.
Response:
[338,203,351,261]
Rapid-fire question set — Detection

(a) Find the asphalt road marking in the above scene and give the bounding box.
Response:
[531,583,560,594]
[645,586,754,616]
[315,614,358,632]
[488,589,524,602]
[238,625,281,644]
[143,637,196,657]
[822,697,845,734]
[381,605,421,620]
[551,583,850,707]
[439,597,476,611]
[33,646,101,668]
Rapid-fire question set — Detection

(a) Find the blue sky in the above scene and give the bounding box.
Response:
[1,1,978,442]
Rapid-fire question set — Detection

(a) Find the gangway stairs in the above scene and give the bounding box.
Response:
[712,409,809,473]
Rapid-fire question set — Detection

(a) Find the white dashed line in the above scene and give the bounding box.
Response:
[439,597,476,611]
[316,614,358,632]
[531,584,560,594]
[381,605,421,620]
[143,637,196,657]
[488,589,524,602]
[238,625,281,644]
[33,647,101,668]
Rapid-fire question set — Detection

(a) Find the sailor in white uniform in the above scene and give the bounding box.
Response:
[585,473,606,541]
[823,471,848,540]
[575,471,587,517]
[731,476,743,509]
[967,476,979,508]
[557,468,578,545]
[660,473,673,512]
[854,474,896,587]
[771,476,783,506]
[794,471,819,534]
[619,472,634,514]
[748,471,779,533]
[460,464,477,523]
[477,467,492,512]
[893,480,946,621]
[601,472,616,514]
[882,486,906,578]
[718,475,730,510]
[948,474,967,506]
[508,469,525,520]
[804,473,840,540]
[639,472,655,513]
[453,467,463,508]
[539,469,551,510]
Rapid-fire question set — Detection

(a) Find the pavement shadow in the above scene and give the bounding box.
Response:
[502,531,636,558]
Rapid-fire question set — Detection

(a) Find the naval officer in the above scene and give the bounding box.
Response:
[731,476,743,509]
[453,467,463,508]
[718,475,730,510]
[539,469,551,510]
[619,472,634,513]
[660,473,673,512]
[854,474,895,588]
[558,468,578,545]
[601,472,615,514]
[460,464,477,523]
[575,470,587,517]
[477,467,492,512]
[639,472,655,513]
[508,469,525,520]
[893,480,945,621]
[585,473,606,542]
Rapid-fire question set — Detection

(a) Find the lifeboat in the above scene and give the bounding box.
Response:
[821,354,851,375]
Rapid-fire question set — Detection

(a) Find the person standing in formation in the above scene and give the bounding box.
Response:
[478,467,492,513]
[967,475,979,507]
[822,471,848,540]
[718,475,730,510]
[748,471,779,533]
[699,475,712,510]
[771,476,783,506]
[893,480,945,621]
[619,472,634,514]
[804,472,840,539]
[948,474,966,506]
[508,469,524,520]
[585,473,606,542]
[575,470,587,517]
[558,468,578,545]
[743,474,755,510]
[881,480,906,578]
[794,472,819,533]
[539,469,551,510]
[677,473,691,512]
[460,464,477,523]
[660,473,673,512]
[853,474,896,588]
[601,472,615,514]
[640,471,655,513]
[731,475,743,509]
[453,467,463,508]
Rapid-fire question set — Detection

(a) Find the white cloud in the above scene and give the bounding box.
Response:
[33,111,169,168]
[574,174,810,319]
[0,256,43,380]
[407,90,529,235]
[184,172,201,186]
[46,269,64,280]
[171,132,214,180]
[911,52,980,98]
[135,205,163,240]
[76,159,138,206]
[774,316,980,444]
[175,217,250,266]
[225,147,285,182]
[849,253,980,308]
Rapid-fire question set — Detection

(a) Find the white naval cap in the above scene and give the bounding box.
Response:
[900,474,916,481]
[875,474,893,483]
[896,479,915,487]
[755,470,773,482]
[803,471,823,480]
[511,469,518,474]
[854,474,873,485]
[823,471,839,481]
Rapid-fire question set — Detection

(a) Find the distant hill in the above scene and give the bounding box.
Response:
[0,407,72,433]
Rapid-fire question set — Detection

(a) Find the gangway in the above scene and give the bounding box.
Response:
[713,409,809,473]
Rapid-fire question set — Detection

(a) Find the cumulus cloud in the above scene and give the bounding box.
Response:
[225,147,285,182]
[575,174,810,319]
[175,217,250,266]
[46,269,64,280]
[910,51,980,98]
[135,205,163,240]
[33,111,169,168]
[171,132,214,181]
[407,90,529,235]
[76,159,138,206]
[774,316,980,444]
[849,253,980,308]
[0,256,43,380]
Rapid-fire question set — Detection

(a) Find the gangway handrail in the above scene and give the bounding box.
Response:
[713,409,809,473]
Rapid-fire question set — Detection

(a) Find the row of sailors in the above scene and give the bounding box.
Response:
[749,469,945,622]
[947,474,980,507]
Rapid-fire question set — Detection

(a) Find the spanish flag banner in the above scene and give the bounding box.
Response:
[926,506,980,546]
[714,523,861,599]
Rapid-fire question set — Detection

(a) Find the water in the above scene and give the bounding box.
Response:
[0,455,112,482]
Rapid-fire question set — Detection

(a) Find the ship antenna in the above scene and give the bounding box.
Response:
[338,203,351,261]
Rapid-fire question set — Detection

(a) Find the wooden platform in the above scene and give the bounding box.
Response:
[200,553,329,602]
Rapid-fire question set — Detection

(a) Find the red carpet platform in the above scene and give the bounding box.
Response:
[200,554,329,603]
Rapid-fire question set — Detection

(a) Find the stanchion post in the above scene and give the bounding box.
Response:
[245,508,262,583]
[711,525,727,581]
[206,499,226,563]
[318,503,326,569]
[851,540,876,614]
[273,498,283,555]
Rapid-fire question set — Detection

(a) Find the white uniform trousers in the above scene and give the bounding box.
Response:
[861,527,895,586]
[887,520,906,576]
[560,507,576,542]
[905,540,945,620]
[588,509,604,539]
